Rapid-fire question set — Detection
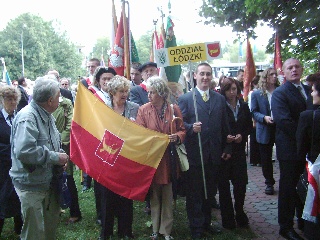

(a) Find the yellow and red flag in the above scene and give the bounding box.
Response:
[70,83,169,201]
[243,38,256,102]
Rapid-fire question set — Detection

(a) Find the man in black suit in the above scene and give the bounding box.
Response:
[271,58,313,240]
[47,70,73,105]
[129,61,158,106]
[16,77,29,112]
[178,62,231,239]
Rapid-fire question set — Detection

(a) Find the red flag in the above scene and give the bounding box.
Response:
[274,32,285,84]
[109,11,125,76]
[243,38,256,102]
[70,83,169,201]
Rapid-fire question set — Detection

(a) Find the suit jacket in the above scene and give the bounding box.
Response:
[271,81,312,161]
[226,99,252,154]
[296,107,320,164]
[17,85,29,112]
[60,88,73,105]
[178,89,231,166]
[129,85,148,106]
[106,100,139,120]
[251,90,275,144]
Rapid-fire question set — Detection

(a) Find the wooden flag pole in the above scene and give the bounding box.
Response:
[122,0,130,79]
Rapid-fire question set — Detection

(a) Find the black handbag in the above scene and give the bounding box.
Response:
[296,111,315,203]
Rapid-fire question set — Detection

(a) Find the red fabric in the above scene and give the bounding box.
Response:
[243,39,256,102]
[108,10,125,76]
[70,121,156,201]
[140,83,147,92]
[274,32,285,83]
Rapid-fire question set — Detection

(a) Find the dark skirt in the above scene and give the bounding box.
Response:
[0,161,21,219]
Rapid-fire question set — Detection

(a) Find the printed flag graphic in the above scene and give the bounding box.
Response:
[70,83,169,201]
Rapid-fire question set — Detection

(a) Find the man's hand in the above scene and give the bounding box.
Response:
[193,122,202,133]
[227,135,235,143]
[234,134,242,143]
[264,116,274,125]
[58,152,69,166]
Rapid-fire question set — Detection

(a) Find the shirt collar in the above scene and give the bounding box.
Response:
[196,87,210,99]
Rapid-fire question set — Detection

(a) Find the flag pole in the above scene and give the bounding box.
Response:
[123,0,130,79]
[189,60,207,199]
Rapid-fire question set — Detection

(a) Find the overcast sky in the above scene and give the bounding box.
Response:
[1,0,274,55]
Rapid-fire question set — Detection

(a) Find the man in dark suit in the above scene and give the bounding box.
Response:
[129,62,158,106]
[16,77,29,112]
[271,58,313,240]
[178,62,231,239]
[47,70,73,105]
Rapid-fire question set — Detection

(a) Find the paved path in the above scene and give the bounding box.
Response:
[213,157,306,240]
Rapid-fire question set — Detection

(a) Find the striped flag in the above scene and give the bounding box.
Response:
[302,157,320,223]
[70,83,169,201]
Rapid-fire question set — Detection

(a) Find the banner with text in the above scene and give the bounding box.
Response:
[154,42,222,67]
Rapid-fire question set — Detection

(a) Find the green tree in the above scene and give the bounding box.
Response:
[91,37,110,62]
[0,13,83,80]
[135,30,153,64]
[200,0,320,72]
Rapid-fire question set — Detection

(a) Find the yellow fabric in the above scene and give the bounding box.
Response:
[72,83,169,169]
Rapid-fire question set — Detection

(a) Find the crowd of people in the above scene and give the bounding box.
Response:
[0,57,319,240]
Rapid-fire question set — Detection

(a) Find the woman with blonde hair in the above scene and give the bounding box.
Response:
[99,75,139,240]
[251,67,279,195]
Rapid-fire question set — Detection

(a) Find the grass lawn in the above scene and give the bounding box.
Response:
[1,170,256,240]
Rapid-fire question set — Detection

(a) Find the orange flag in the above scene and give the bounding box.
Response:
[274,32,285,84]
[243,38,256,101]
[70,83,169,201]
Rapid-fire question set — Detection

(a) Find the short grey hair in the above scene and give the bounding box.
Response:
[33,76,60,103]
[107,75,130,96]
[146,76,170,99]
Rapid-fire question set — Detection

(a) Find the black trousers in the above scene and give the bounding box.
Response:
[250,128,261,165]
[185,162,219,237]
[100,187,133,238]
[259,142,276,186]
[219,152,248,226]
[94,180,102,221]
[278,160,305,231]
[66,175,81,218]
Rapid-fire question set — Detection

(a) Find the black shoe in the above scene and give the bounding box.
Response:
[222,222,236,230]
[279,229,304,240]
[236,212,249,228]
[265,185,274,195]
[211,198,220,209]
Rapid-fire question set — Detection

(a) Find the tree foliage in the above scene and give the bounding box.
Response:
[0,13,83,80]
[199,0,320,73]
[199,0,260,40]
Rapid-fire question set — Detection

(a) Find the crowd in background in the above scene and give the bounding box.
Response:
[0,57,319,240]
